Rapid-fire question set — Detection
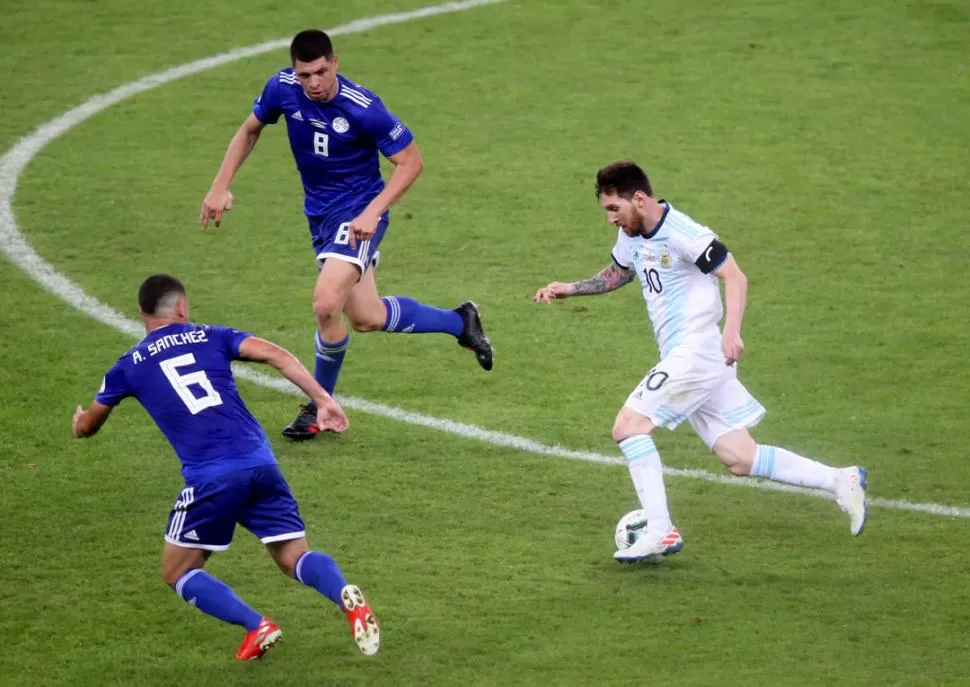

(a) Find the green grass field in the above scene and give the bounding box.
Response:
[2,0,970,684]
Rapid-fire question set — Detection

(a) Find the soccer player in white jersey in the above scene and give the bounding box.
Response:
[533,161,868,563]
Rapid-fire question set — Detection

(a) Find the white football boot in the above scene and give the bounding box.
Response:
[614,526,684,563]
[835,466,868,536]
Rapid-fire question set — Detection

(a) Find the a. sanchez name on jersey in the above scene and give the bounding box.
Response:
[253,70,414,220]
[95,323,276,481]
[612,202,730,358]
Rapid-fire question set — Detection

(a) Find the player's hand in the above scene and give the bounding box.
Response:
[200,188,234,229]
[722,329,744,365]
[315,397,349,433]
[533,282,574,303]
[72,405,85,438]
[348,212,380,250]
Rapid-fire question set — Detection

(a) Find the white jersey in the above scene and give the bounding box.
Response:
[612,203,726,358]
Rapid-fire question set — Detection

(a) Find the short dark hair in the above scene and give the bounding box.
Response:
[290,29,334,63]
[595,161,653,199]
[138,274,185,315]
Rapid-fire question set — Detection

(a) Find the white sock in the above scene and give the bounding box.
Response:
[618,435,673,533]
[751,444,840,493]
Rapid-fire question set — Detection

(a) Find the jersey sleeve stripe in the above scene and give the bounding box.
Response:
[341,92,371,108]
[341,86,373,103]
[340,88,373,107]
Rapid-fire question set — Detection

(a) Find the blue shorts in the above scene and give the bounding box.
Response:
[309,212,389,272]
[164,464,305,551]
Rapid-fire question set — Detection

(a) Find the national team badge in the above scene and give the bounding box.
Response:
[660,251,672,268]
[333,117,350,133]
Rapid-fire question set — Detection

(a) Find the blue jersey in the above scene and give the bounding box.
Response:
[96,323,276,482]
[253,70,414,220]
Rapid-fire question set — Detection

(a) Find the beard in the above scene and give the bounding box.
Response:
[621,218,644,236]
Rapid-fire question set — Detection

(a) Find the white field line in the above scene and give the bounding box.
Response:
[1,1,967,521]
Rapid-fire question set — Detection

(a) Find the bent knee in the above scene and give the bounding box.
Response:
[717,449,755,476]
[274,558,297,578]
[274,548,305,578]
[724,460,751,476]
[348,314,385,333]
[313,297,343,322]
[162,564,187,588]
[611,408,656,443]
[610,422,629,443]
[267,539,309,578]
[713,430,756,476]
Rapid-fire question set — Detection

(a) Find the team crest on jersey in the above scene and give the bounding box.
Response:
[333,117,350,133]
[660,251,672,268]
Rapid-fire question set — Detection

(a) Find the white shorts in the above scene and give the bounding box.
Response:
[624,344,766,449]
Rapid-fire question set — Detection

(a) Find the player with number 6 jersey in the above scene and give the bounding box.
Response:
[72,275,380,660]
[200,30,493,442]
[534,162,869,564]
[96,321,277,481]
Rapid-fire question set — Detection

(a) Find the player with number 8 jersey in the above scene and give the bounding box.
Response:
[200,30,493,443]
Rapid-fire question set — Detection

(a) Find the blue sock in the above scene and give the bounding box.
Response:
[312,331,349,400]
[382,296,463,337]
[294,551,348,606]
[172,569,263,631]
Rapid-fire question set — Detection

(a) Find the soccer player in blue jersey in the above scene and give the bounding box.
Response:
[200,29,493,440]
[72,274,380,661]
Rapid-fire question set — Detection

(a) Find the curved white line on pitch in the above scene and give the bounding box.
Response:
[1,1,967,521]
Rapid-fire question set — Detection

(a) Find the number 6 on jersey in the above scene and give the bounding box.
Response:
[160,353,223,414]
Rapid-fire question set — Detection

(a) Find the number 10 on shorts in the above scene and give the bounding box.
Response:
[634,368,669,399]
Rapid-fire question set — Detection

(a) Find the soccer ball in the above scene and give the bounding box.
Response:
[614,509,649,550]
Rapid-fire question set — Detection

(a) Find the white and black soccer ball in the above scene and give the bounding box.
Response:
[614,509,649,550]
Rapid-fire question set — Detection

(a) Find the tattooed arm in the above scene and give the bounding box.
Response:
[533,263,636,303]
[570,263,637,296]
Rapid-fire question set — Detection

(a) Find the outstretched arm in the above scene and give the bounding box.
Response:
[200,114,267,229]
[238,336,348,432]
[534,262,636,303]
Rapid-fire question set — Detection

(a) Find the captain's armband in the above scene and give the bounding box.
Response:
[694,240,729,274]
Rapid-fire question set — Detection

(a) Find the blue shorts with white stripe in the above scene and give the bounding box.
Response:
[165,464,305,551]
[309,212,388,272]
